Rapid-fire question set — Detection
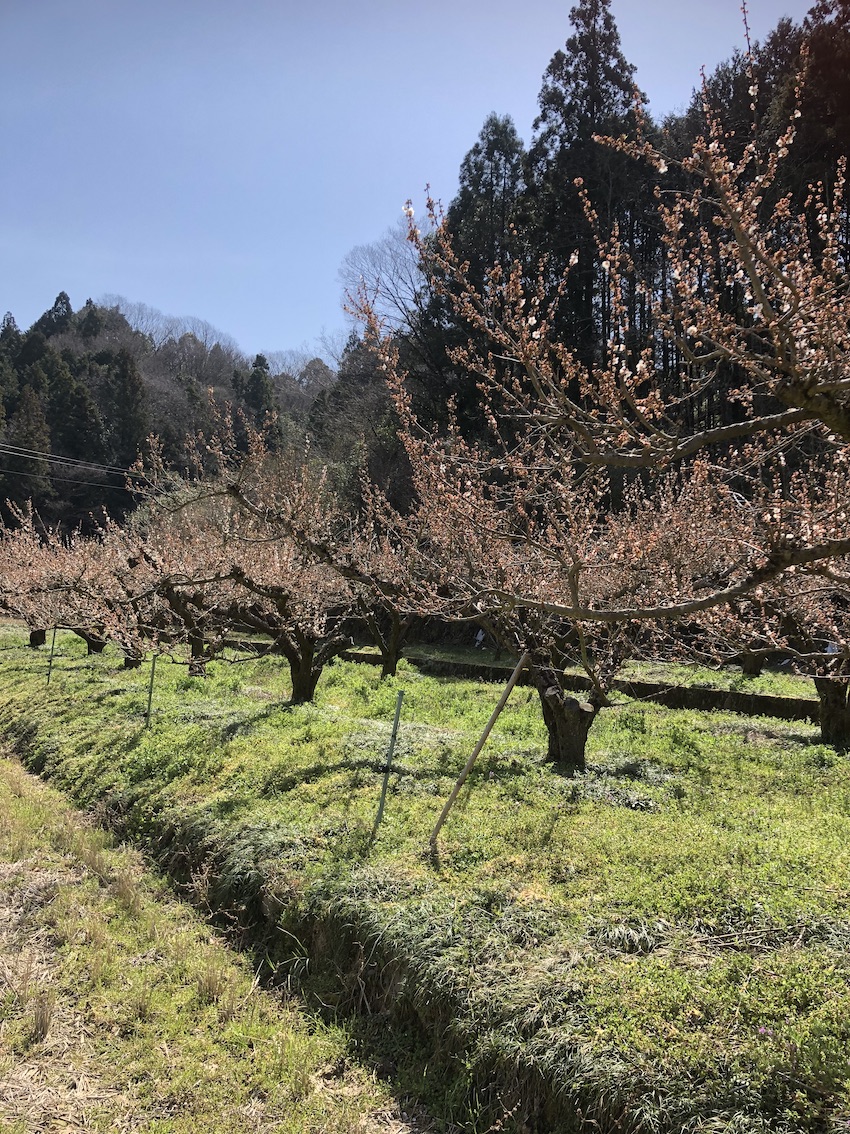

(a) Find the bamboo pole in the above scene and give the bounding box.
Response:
[429,651,530,850]
[373,690,404,835]
[46,627,57,686]
[145,652,158,728]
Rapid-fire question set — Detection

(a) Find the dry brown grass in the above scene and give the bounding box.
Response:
[0,754,430,1134]
[0,859,132,1131]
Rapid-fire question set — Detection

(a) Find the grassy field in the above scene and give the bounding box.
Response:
[0,751,421,1132]
[0,625,848,1133]
[392,642,818,700]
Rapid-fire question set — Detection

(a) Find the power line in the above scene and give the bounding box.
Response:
[0,442,149,482]
[0,465,137,492]
[0,451,127,484]
[0,441,142,477]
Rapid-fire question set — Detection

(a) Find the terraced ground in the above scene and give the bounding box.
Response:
[0,757,426,1133]
[1,624,848,1133]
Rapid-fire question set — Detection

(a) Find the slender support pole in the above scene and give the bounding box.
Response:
[429,651,530,850]
[373,690,404,836]
[46,627,57,686]
[145,653,158,728]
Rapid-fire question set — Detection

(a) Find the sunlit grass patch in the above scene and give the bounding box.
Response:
[0,620,848,1132]
[0,753,408,1133]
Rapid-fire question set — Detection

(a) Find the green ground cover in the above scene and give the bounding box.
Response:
[0,624,847,1133]
[392,643,817,701]
[0,753,412,1132]
[616,659,816,699]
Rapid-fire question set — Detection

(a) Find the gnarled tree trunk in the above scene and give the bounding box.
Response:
[289,658,321,704]
[363,604,412,679]
[275,633,322,704]
[188,630,207,677]
[740,651,764,677]
[73,629,107,655]
[814,676,850,751]
[534,668,599,775]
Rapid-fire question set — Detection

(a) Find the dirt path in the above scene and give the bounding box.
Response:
[0,758,429,1134]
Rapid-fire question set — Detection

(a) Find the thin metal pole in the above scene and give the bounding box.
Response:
[145,653,158,728]
[46,627,57,686]
[373,690,404,835]
[429,651,530,850]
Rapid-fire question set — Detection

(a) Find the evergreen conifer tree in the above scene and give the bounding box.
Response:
[446,112,526,287]
[3,385,53,507]
[102,348,148,467]
[524,0,648,364]
[33,292,74,339]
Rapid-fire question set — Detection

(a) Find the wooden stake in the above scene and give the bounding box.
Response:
[145,653,158,728]
[429,651,530,850]
[46,627,57,686]
[373,690,404,835]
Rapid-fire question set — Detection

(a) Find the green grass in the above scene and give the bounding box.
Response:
[0,624,847,1133]
[617,658,816,700]
[0,752,407,1132]
[388,640,817,700]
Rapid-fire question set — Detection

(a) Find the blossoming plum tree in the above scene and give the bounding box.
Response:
[355,88,850,759]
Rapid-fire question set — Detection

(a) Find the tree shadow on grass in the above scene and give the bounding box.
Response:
[217,699,329,740]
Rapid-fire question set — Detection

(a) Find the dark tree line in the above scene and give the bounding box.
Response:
[346,0,850,459]
[3,0,847,526]
[0,293,336,527]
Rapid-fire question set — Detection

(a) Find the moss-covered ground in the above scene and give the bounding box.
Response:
[0,625,847,1133]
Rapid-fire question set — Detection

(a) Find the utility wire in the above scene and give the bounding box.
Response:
[0,465,136,491]
[0,441,147,480]
[0,453,129,486]
[0,442,130,474]
[0,440,132,474]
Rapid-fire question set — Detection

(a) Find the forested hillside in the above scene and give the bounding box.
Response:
[2,0,845,529]
[0,294,336,526]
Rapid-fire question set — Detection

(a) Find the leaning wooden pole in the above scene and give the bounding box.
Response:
[429,651,530,850]
[46,627,57,686]
[145,652,158,729]
[372,689,404,836]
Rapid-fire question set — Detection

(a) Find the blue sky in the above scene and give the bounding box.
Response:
[0,0,811,362]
